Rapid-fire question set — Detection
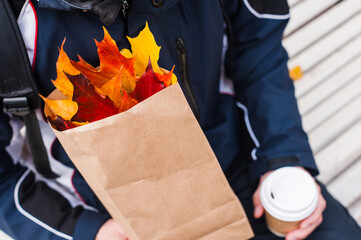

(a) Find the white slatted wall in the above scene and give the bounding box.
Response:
[284,0,361,226]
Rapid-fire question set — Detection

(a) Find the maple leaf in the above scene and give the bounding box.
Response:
[289,66,303,81]
[95,67,123,108]
[65,73,119,122]
[117,64,138,93]
[126,22,178,84]
[96,66,138,108]
[134,61,165,102]
[70,56,112,88]
[71,28,137,91]
[96,27,135,72]
[118,90,138,112]
[95,27,137,91]
[52,40,79,98]
[120,48,132,58]
[40,95,78,121]
[126,22,161,76]
[47,115,78,131]
[156,66,175,87]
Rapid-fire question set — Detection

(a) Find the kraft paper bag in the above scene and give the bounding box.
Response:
[47,83,254,240]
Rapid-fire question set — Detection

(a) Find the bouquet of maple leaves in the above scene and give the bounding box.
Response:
[42,23,177,131]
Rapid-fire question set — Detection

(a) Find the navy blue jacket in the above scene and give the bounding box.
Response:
[0,0,318,239]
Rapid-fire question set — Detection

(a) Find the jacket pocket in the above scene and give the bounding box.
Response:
[176,37,200,119]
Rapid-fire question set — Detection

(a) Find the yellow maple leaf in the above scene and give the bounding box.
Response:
[127,22,161,76]
[40,95,78,121]
[289,66,303,81]
[52,40,79,98]
[126,22,178,84]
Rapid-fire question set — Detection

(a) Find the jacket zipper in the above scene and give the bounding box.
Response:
[176,37,200,119]
[219,0,234,77]
[120,0,129,19]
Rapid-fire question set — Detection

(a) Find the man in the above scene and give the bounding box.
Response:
[1,0,360,239]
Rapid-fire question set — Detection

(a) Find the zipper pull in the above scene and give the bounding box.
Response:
[121,0,129,19]
[176,38,187,55]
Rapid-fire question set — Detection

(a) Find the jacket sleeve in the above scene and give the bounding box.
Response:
[0,106,110,240]
[223,0,319,182]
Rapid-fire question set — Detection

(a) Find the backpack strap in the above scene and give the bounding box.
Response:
[8,0,26,19]
[219,0,234,78]
[0,0,58,178]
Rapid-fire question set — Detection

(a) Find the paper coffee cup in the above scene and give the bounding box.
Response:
[260,167,318,237]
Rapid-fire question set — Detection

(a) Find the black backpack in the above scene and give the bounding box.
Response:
[0,0,58,178]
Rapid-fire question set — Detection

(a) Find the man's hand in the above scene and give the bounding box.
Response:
[252,167,326,240]
[95,219,128,240]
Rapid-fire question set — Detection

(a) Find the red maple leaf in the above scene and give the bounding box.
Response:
[65,73,119,123]
[134,61,165,102]
[47,116,77,131]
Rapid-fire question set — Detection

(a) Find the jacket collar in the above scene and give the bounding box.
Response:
[126,0,180,36]
[38,0,180,35]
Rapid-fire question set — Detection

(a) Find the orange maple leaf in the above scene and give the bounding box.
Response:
[95,66,136,108]
[118,90,138,112]
[71,28,138,100]
[156,66,175,87]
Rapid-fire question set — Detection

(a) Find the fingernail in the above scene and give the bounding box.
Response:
[254,206,262,217]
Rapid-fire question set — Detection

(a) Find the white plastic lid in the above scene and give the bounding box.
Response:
[260,167,318,222]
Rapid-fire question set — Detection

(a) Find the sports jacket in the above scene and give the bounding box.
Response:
[0,0,318,239]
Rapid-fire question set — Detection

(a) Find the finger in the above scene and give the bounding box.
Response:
[300,187,326,228]
[252,187,264,218]
[253,172,273,219]
[286,215,323,240]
